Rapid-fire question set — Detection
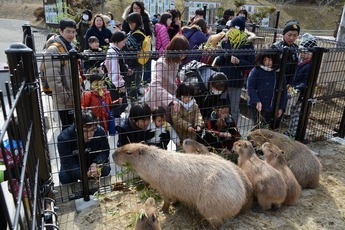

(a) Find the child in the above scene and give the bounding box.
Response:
[285,33,317,137]
[201,99,240,151]
[83,36,105,72]
[147,106,181,149]
[247,52,287,130]
[81,69,122,135]
[105,31,131,126]
[197,72,229,119]
[117,102,154,147]
[171,82,204,142]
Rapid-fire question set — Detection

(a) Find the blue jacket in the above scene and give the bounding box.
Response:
[182,25,208,63]
[214,40,255,88]
[291,59,311,91]
[57,124,110,180]
[247,66,287,111]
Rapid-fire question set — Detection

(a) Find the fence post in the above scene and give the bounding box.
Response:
[272,47,288,129]
[295,47,325,142]
[22,24,35,52]
[337,107,345,138]
[5,43,52,185]
[273,10,280,43]
[69,49,90,201]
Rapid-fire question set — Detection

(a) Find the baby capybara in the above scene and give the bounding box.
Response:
[134,197,161,230]
[232,140,287,210]
[247,129,322,189]
[262,142,302,206]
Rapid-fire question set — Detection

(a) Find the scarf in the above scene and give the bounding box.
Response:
[59,35,73,51]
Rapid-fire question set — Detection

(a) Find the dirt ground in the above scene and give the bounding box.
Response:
[56,139,345,230]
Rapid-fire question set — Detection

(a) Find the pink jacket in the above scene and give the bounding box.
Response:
[144,57,179,113]
[155,23,170,55]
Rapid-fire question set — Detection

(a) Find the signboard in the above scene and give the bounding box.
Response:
[44,0,66,26]
[186,1,219,22]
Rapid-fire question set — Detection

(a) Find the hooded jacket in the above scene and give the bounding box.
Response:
[43,35,74,111]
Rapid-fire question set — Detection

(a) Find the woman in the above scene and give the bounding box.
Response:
[143,34,190,122]
[84,14,112,50]
[122,1,153,85]
[168,9,182,40]
[124,12,146,102]
[121,1,152,36]
[155,12,172,55]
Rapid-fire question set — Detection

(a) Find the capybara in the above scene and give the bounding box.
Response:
[247,129,322,189]
[182,138,212,154]
[134,197,161,230]
[261,142,302,206]
[182,138,253,213]
[113,143,247,228]
[232,140,287,211]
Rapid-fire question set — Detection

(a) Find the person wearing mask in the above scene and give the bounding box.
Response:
[76,9,92,52]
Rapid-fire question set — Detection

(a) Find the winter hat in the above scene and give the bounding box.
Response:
[229,16,245,31]
[82,9,92,19]
[299,33,317,50]
[283,20,300,35]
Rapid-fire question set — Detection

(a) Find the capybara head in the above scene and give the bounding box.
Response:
[182,139,210,154]
[247,129,275,147]
[112,143,152,166]
[261,142,287,165]
[134,197,161,230]
[232,140,256,158]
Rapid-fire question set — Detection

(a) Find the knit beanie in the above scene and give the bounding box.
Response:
[299,33,317,50]
[229,16,245,31]
[283,20,300,35]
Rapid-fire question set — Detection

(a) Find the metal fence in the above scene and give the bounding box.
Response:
[1,23,345,229]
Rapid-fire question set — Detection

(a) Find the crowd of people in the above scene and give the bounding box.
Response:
[42,3,318,185]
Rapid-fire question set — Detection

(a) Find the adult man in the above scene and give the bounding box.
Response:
[58,109,111,184]
[43,18,77,130]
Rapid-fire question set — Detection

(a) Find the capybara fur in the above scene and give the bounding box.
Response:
[232,140,287,211]
[113,143,247,228]
[182,138,253,213]
[134,197,161,230]
[262,142,302,206]
[247,129,322,189]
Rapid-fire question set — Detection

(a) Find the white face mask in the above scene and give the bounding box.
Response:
[211,89,223,95]
[82,14,89,21]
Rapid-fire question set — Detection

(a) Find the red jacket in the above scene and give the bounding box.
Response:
[81,89,112,131]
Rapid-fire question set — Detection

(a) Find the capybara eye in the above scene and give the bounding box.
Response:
[126,151,132,155]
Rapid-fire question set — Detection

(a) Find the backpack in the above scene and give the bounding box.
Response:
[132,30,151,65]
[179,60,218,97]
[41,42,67,96]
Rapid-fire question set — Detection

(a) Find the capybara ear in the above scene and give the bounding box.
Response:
[140,141,145,144]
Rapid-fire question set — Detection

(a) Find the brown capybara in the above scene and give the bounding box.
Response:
[247,129,322,189]
[113,143,247,228]
[232,140,287,211]
[261,142,302,206]
[134,197,161,230]
[182,138,212,154]
[182,138,253,213]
